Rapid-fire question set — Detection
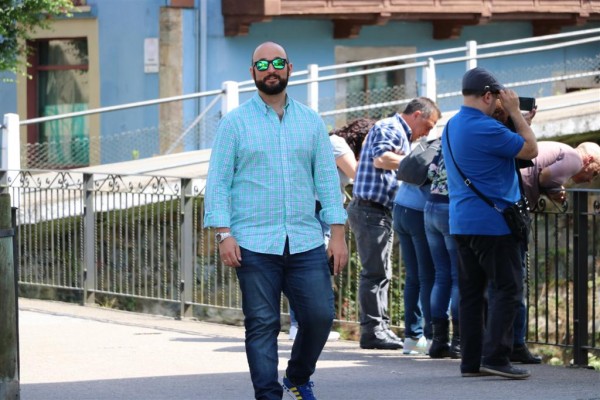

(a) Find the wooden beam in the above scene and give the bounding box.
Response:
[224,16,273,37]
[332,14,391,39]
[333,20,363,39]
[532,16,588,37]
[432,18,482,40]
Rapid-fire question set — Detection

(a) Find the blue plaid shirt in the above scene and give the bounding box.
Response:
[352,114,412,209]
[203,93,347,255]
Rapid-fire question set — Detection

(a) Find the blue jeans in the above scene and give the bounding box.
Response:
[346,199,394,334]
[514,300,527,345]
[393,204,435,339]
[424,201,459,321]
[289,211,331,328]
[236,242,334,400]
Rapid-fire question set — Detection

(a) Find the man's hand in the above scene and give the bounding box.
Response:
[500,89,538,160]
[499,89,521,116]
[218,236,242,267]
[546,187,566,204]
[328,224,349,275]
[523,107,537,125]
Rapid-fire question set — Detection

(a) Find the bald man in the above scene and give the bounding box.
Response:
[204,41,348,400]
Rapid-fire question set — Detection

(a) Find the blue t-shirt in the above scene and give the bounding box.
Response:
[441,106,525,235]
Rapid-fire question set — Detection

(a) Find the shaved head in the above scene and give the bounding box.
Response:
[252,41,288,64]
[250,41,291,96]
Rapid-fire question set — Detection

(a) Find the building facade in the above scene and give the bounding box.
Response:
[0,0,599,167]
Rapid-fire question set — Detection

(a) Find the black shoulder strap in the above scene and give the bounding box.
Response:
[445,121,502,213]
[514,159,526,195]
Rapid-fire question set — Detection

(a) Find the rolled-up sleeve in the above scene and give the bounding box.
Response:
[203,117,237,228]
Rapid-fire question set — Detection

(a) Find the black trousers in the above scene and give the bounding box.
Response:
[455,234,523,372]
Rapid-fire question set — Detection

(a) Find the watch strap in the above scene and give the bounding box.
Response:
[216,232,232,243]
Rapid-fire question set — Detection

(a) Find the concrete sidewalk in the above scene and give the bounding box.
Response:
[17,298,599,400]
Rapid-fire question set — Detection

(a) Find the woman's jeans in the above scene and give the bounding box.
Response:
[236,243,334,400]
[424,201,460,321]
[393,204,435,339]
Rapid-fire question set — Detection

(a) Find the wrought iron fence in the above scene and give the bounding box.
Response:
[2,169,598,366]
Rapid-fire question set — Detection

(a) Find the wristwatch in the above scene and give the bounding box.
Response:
[215,232,233,243]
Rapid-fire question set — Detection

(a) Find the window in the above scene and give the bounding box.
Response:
[346,62,406,120]
[334,46,417,126]
[27,38,90,167]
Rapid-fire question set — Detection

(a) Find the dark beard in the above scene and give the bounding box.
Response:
[254,73,288,95]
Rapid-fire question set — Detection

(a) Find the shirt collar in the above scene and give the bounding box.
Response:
[253,92,290,115]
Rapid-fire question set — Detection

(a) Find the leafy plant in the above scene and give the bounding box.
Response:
[0,0,74,79]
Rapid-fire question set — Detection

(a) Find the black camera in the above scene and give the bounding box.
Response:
[519,97,536,111]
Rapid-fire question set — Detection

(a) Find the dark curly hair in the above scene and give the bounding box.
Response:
[330,118,376,160]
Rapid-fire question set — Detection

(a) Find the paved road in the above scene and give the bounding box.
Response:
[17,298,599,400]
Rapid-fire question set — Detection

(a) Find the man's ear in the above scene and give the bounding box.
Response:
[410,110,422,121]
[484,92,496,106]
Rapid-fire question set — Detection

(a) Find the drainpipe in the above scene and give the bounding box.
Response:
[197,0,207,148]
[199,0,207,95]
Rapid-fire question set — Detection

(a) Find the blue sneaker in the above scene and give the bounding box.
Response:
[282,375,317,400]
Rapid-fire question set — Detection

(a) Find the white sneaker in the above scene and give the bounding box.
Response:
[327,331,340,341]
[403,336,429,355]
[288,325,298,340]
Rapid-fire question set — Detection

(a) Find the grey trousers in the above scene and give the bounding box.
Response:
[346,199,395,334]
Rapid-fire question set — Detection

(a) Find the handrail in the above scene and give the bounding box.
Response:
[434,35,600,66]
[244,34,600,92]
[316,27,600,73]
[19,89,224,126]
[165,95,222,155]
[231,28,600,94]
[476,26,600,50]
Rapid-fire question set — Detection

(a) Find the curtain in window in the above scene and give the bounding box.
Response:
[38,39,89,167]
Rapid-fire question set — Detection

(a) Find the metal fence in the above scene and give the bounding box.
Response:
[2,169,598,366]
[7,28,600,169]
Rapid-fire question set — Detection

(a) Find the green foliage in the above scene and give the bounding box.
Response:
[0,0,74,78]
[589,353,600,371]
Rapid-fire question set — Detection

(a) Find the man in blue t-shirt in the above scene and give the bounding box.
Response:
[441,67,538,379]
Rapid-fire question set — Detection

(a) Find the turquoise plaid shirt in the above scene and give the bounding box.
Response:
[204,93,347,255]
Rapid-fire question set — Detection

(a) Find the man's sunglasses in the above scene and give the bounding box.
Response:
[253,58,287,71]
